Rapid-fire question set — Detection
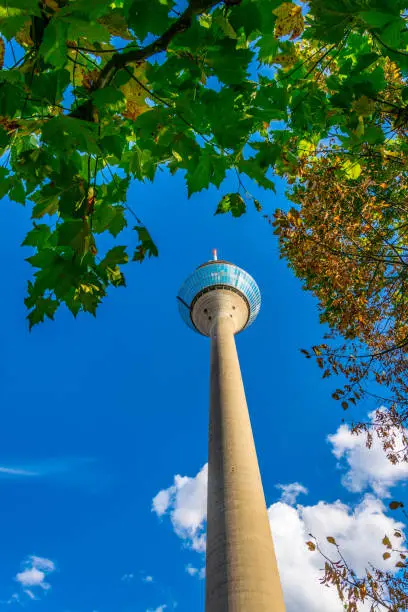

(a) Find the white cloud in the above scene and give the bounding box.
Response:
[0,466,38,476]
[152,464,208,552]
[142,575,154,583]
[16,568,48,589]
[121,573,134,582]
[152,489,173,517]
[147,606,167,612]
[276,482,308,505]
[328,412,408,497]
[15,556,56,595]
[185,564,205,579]
[153,464,406,612]
[269,495,405,612]
[24,590,37,601]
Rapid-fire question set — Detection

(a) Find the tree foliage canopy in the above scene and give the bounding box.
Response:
[0,0,284,327]
[0,0,406,335]
[269,0,408,460]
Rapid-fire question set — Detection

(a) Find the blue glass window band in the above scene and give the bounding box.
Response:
[178,262,261,334]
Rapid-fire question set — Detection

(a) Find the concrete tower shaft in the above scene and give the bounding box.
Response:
[206,314,286,611]
[178,254,286,612]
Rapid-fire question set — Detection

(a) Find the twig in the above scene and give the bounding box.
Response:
[94,0,222,90]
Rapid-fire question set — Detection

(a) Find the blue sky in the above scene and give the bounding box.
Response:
[0,162,407,612]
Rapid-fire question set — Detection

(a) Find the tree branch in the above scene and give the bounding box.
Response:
[94,0,222,90]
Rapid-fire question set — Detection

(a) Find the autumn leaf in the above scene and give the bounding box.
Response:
[327,536,337,545]
[120,63,151,120]
[306,541,316,551]
[273,2,304,40]
[389,501,404,510]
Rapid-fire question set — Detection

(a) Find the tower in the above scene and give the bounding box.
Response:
[177,251,286,612]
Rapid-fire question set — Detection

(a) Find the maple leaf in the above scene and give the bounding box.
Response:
[120,63,151,120]
[273,2,304,40]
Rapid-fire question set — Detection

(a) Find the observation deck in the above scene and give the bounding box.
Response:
[177,251,261,336]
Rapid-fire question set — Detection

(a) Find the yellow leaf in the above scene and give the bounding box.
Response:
[120,63,150,120]
[383,150,399,158]
[298,139,315,158]
[382,535,392,549]
[383,552,391,560]
[66,50,85,86]
[342,160,361,180]
[273,2,304,40]
[326,536,337,545]
[306,541,316,551]
[172,150,182,162]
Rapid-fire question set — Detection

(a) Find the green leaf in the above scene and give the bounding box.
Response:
[351,52,379,74]
[125,0,173,40]
[133,225,158,262]
[381,20,403,48]
[22,224,51,248]
[239,158,276,191]
[100,134,126,160]
[26,248,58,269]
[27,296,59,330]
[228,0,265,38]
[67,17,111,42]
[215,193,246,218]
[0,176,11,200]
[205,42,252,85]
[186,149,212,196]
[9,178,25,204]
[93,203,127,237]
[214,13,237,39]
[92,88,125,111]
[129,147,156,181]
[100,246,129,268]
[257,34,279,64]
[359,11,395,28]
[41,117,100,155]
[31,190,59,218]
[57,219,91,256]
[38,19,68,68]
[30,69,71,105]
